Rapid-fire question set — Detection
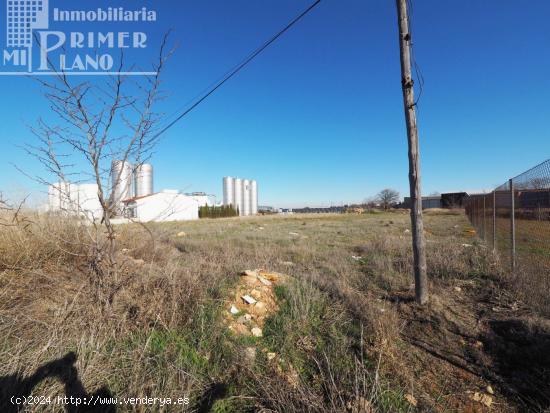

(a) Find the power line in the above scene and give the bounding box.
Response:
[152,0,321,140]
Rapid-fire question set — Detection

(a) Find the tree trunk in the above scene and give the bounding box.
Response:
[396,0,428,304]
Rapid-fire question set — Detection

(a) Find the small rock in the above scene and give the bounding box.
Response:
[251,327,263,337]
[405,394,417,407]
[230,305,239,315]
[259,271,283,282]
[474,340,484,348]
[486,385,494,395]
[176,231,186,237]
[242,269,258,277]
[258,226,264,230]
[237,315,250,324]
[243,347,256,363]
[471,392,493,407]
[454,286,462,292]
[267,352,276,361]
[404,229,410,233]
[241,295,257,305]
[255,301,266,312]
[289,232,299,236]
[482,395,493,407]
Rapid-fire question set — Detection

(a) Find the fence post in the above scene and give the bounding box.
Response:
[483,194,486,240]
[493,191,497,252]
[509,179,516,273]
[475,198,478,228]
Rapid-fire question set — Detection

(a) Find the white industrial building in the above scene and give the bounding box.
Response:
[223,176,258,216]
[122,190,203,222]
[185,192,215,208]
[47,160,215,223]
[47,182,103,221]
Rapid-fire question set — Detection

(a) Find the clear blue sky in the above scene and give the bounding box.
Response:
[1,0,549,207]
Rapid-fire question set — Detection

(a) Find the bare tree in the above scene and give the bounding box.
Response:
[377,188,400,211]
[0,193,33,229]
[22,34,174,306]
[527,177,548,190]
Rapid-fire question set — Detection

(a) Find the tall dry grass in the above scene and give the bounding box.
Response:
[0,210,504,412]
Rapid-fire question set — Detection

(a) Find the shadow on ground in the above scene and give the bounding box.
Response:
[0,352,115,413]
[482,318,550,410]
[196,382,228,413]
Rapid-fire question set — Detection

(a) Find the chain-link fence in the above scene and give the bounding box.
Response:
[464,159,550,310]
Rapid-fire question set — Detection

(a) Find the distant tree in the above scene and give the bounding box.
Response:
[528,178,547,190]
[199,204,238,219]
[377,188,400,210]
[362,196,378,210]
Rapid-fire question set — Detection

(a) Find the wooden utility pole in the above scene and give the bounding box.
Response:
[396,0,428,304]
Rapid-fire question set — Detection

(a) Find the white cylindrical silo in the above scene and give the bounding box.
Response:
[250,180,258,215]
[111,160,133,210]
[233,178,243,216]
[134,163,154,197]
[242,179,251,216]
[223,176,234,206]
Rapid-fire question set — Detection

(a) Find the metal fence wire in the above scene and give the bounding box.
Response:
[464,159,550,278]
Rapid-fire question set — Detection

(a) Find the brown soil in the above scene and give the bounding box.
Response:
[225,269,286,337]
[391,276,550,412]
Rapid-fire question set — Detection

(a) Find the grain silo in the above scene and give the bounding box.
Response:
[111,160,134,209]
[233,178,243,216]
[134,163,154,197]
[223,176,235,207]
[250,180,258,215]
[242,179,251,216]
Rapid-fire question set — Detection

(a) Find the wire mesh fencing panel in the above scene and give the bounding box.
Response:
[464,159,550,312]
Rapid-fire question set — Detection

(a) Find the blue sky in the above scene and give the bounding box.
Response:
[0,0,549,207]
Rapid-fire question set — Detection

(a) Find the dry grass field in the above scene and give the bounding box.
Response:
[0,211,549,412]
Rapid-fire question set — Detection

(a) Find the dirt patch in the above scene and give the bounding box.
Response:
[393,277,550,412]
[224,269,286,338]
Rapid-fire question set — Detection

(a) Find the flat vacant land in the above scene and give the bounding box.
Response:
[1,211,549,412]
